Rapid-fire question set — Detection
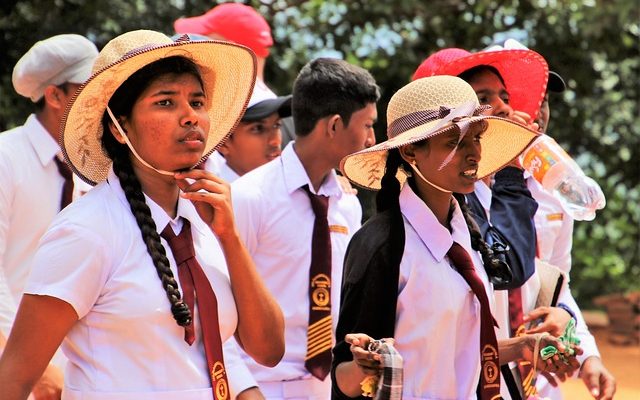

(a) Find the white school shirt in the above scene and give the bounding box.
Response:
[526,177,600,399]
[203,151,240,183]
[475,180,600,399]
[0,115,89,335]
[231,142,362,390]
[203,150,258,398]
[25,169,237,400]
[393,183,494,400]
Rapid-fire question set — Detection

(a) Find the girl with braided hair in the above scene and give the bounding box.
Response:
[0,30,284,400]
[331,76,579,400]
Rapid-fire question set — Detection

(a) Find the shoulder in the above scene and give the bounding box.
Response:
[232,159,284,204]
[344,210,404,283]
[0,126,30,160]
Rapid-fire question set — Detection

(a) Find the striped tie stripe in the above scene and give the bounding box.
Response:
[305,316,332,360]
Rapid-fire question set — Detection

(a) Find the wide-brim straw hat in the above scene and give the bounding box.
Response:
[340,76,540,190]
[412,48,548,120]
[61,30,256,185]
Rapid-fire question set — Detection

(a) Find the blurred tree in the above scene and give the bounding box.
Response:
[0,0,637,305]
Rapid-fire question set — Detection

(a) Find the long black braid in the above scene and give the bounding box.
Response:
[99,56,202,327]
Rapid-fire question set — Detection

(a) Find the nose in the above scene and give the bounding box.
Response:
[364,129,376,148]
[466,140,481,163]
[491,98,513,119]
[180,104,199,127]
[268,128,282,149]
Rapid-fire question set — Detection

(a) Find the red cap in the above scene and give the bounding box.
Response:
[174,3,273,58]
[412,48,548,120]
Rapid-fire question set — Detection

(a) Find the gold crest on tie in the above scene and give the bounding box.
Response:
[211,362,228,400]
[311,273,331,310]
[481,344,500,386]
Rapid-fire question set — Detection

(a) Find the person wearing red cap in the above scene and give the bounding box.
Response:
[413,46,615,400]
[175,2,273,82]
[174,2,298,150]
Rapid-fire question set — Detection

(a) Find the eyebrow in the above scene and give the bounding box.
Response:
[149,90,206,97]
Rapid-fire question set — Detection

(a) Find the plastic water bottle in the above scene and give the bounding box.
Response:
[521,134,606,221]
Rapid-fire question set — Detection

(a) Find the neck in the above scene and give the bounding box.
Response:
[412,179,453,227]
[256,57,266,81]
[293,136,334,192]
[132,159,181,218]
[35,108,61,143]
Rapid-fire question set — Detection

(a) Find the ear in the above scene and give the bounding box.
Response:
[326,114,341,138]
[42,85,65,110]
[107,117,127,145]
[398,143,418,165]
[218,137,231,156]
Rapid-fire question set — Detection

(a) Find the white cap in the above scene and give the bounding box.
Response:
[12,34,99,102]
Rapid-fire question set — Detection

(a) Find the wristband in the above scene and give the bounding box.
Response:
[557,302,577,320]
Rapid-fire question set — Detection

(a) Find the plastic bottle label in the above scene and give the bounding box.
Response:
[522,136,573,185]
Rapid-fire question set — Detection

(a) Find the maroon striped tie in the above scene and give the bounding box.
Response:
[447,242,501,400]
[161,220,230,400]
[302,185,332,381]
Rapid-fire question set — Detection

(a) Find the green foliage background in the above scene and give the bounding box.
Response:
[0,0,638,306]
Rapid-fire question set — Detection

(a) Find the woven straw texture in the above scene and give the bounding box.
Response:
[413,48,548,121]
[61,30,256,185]
[340,76,539,190]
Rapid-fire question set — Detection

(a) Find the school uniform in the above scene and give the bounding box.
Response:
[231,142,362,399]
[24,169,238,400]
[0,115,90,335]
[203,150,258,398]
[474,177,600,400]
[0,114,91,378]
[527,177,600,399]
[203,151,240,183]
[333,183,495,400]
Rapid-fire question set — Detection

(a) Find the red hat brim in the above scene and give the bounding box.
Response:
[414,48,548,120]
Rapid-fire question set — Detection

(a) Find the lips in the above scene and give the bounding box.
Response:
[180,129,205,144]
[461,164,479,179]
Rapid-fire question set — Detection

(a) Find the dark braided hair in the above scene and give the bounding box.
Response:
[100,56,203,327]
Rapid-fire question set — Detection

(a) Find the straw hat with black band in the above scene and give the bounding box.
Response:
[61,30,257,185]
[340,76,540,190]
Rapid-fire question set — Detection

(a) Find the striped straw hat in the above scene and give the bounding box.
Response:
[61,30,256,185]
[340,76,540,190]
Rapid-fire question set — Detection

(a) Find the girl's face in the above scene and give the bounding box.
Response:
[465,69,514,119]
[121,73,210,173]
[408,122,484,195]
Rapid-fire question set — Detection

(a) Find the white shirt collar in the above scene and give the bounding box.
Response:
[24,114,60,167]
[473,180,492,214]
[280,142,342,198]
[399,183,472,262]
[106,168,205,237]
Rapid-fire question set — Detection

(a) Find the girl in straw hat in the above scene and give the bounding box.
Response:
[414,48,595,400]
[0,30,284,399]
[331,76,580,400]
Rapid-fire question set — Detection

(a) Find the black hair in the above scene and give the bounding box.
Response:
[100,56,203,327]
[292,58,380,137]
[376,132,503,276]
[458,65,506,88]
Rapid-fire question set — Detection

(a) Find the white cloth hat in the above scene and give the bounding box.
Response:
[12,34,99,102]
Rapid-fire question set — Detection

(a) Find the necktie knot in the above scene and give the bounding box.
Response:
[303,184,329,219]
[161,220,196,265]
[447,242,475,272]
[54,156,73,179]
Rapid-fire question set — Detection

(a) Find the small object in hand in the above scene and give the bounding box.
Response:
[539,318,580,362]
[361,375,380,398]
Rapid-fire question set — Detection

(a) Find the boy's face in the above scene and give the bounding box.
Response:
[330,102,377,166]
[218,112,282,176]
